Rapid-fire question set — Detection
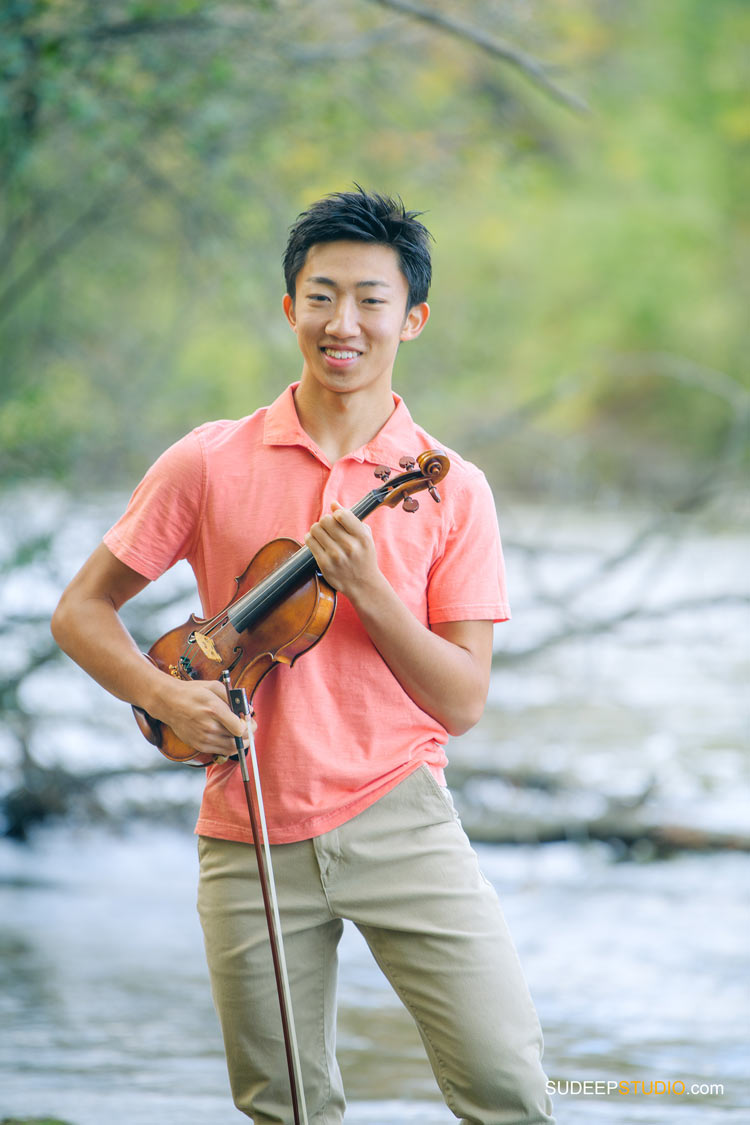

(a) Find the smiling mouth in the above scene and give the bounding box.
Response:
[322,347,361,360]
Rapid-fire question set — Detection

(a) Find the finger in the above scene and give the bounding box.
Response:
[205,678,230,699]
[304,528,326,565]
[317,515,366,552]
[305,524,344,563]
[312,503,358,540]
[212,721,249,750]
[315,512,347,541]
[220,710,252,740]
[328,501,355,528]
[225,704,251,739]
[329,503,371,539]
[202,681,248,738]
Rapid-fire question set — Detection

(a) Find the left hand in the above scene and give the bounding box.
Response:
[304,502,382,602]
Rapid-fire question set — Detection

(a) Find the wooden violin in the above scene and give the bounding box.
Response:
[133,448,450,765]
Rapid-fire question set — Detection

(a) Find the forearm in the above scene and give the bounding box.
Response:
[305,504,492,735]
[347,573,490,736]
[51,589,169,716]
[51,543,247,755]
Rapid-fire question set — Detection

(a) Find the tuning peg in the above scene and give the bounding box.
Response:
[402,496,419,512]
[398,456,416,470]
[374,465,391,481]
[428,485,441,503]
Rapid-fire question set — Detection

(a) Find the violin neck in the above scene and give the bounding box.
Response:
[350,490,384,523]
[228,489,383,634]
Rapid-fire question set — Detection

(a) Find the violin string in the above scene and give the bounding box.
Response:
[229,548,314,632]
[228,489,387,633]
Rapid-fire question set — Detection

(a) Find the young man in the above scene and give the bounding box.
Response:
[52,188,554,1124]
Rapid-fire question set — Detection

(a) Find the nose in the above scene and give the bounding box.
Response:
[326,297,360,338]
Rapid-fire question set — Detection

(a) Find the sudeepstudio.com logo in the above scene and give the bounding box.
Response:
[547,1079,725,1097]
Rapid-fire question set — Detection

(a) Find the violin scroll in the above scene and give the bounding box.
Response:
[378,448,449,510]
[416,448,449,483]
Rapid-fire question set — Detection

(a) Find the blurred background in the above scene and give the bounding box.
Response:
[1,1,748,1123]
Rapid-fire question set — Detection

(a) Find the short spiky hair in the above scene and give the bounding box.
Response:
[283,186,433,309]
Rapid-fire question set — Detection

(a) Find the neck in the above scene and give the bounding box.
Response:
[293,380,396,463]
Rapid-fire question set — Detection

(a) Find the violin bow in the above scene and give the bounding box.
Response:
[222,670,308,1125]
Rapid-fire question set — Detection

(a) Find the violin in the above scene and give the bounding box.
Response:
[132,449,450,765]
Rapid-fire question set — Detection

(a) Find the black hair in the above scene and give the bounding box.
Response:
[283,186,433,309]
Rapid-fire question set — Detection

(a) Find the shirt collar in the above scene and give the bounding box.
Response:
[263,383,420,470]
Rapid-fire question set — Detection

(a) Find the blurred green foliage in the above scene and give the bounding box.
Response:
[0,0,747,498]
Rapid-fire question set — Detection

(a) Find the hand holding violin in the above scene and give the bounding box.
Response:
[305,502,383,603]
[151,675,256,760]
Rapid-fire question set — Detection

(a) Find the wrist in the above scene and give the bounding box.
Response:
[344,568,395,619]
[141,665,181,723]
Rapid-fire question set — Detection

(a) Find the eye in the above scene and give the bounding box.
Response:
[307,293,330,303]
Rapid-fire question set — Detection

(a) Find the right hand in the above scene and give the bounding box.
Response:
[155,676,256,758]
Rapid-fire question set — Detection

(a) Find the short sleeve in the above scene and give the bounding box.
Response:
[427,470,510,625]
[103,429,205,581]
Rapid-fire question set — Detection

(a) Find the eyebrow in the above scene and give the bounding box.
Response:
[305,276,392,290]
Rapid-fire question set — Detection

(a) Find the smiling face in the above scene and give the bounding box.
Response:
[282,241,429,403]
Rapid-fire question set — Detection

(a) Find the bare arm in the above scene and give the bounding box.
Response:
[51,543,248,756]
[305,504,493,736]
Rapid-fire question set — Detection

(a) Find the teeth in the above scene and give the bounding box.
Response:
[324,349,359,360]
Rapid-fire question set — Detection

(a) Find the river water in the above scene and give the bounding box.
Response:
[1,829,747,1124]
[1,491,748,1123]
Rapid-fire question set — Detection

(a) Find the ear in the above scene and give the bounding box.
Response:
[400,302,430,342]
[282,293,297,330]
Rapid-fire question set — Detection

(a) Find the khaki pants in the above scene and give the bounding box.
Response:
[197,765,554,1125]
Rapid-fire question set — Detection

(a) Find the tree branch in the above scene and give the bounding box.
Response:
[493,592,749,665]
[366,0,590,113]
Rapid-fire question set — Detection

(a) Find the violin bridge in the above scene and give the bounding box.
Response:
[193,631,223,662]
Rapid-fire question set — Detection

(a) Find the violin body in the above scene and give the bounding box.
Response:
[132,448,450,767]
[133,537,336,766]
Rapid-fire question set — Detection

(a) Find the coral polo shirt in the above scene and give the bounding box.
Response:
[104,384,510,844]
